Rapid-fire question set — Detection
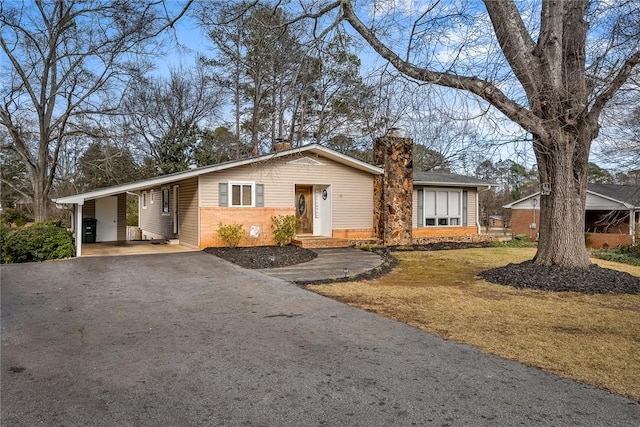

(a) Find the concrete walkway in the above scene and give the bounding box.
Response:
[81,241,197,257]
[258,248,385,282]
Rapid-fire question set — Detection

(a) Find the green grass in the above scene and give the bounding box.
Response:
[590,246,640,266]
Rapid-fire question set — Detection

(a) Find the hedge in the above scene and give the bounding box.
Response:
[2,223,74,263]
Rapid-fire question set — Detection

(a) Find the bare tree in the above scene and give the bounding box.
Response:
[123,66,221,174]
[278,0,640,268]
[596,104,640,170]
[0,0,193,221]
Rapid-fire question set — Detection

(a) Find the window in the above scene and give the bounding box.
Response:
[142,192,147,209]
[162,188,170,213]
[219,182,264,207]
[230,182,254,207]
[421,189,462,226]
[150,190,154,204]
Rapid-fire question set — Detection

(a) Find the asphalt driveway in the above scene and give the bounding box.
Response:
[1,252,638,426]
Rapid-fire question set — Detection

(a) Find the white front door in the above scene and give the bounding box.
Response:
[313,185,332,237]
[95,196,118,242]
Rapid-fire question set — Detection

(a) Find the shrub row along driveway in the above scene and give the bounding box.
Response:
[2,252,638,426]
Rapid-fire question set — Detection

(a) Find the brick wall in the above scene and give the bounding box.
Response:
[586,233,632,249]
[200,207,294,248]
[413,226,478,237]
[510,209,540,240]
[332,228,375,239]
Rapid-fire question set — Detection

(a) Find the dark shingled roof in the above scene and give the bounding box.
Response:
[588,183,640,206]
[413,171,495,187]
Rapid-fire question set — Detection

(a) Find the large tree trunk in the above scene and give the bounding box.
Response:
[533,131,592,268]
[30,167,51,223]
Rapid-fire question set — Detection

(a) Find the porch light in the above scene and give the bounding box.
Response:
[343,267,349,278]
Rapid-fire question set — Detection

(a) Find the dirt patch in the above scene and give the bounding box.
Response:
[478,260,640,295]
[203,245,317,269]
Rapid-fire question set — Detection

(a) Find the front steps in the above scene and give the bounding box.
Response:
[292,236,352,249]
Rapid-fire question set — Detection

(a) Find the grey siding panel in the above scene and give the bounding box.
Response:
[219,183,228,207]
[200,155,375,229]
[417,189,424,227]
[178,178,198,247]
[140,188,173,239]
[255,184,264,207]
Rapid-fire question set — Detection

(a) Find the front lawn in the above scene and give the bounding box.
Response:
[308,247,640,401]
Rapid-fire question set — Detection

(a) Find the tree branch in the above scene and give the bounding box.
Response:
[340,1,547,139]
[589,50,640,120]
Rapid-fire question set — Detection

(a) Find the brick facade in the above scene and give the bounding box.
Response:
[510,209,541,240]
[586,233,632,249]
[413,226,478,237]
[200,207,376,248]
[332,228,376,239]
[511,208,633,247]
[200,207,294,248]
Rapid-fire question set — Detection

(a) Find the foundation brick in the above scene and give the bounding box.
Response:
[200,207,295,248]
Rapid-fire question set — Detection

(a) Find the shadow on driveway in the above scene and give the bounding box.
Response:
[2,252,638,426]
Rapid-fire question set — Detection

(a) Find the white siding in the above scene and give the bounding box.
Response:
[199,155,374,229]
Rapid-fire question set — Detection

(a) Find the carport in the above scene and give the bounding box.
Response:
[53,172,201,256]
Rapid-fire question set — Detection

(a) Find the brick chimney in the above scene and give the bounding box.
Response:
[373,129,413,246]
[273,139,292,152]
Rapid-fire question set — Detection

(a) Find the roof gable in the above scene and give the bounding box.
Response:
[54,144,382,204]
[587,183,640,206]
[286,156,325,166]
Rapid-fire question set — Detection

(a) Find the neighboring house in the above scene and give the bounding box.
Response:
[504,183,640,247]
[54,143,494,256]
[488,215,508,228]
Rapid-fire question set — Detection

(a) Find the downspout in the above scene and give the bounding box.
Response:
[476,185,493,234]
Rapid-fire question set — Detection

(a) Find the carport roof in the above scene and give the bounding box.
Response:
[53,144,383,205]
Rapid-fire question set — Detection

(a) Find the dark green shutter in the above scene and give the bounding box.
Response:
[219,183,228,207]
[417,189,424,227]
[255,184,264,207]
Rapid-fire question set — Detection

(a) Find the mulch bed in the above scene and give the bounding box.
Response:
[203,245,317,269]
[478,260,640,295]
[204,243,640,295]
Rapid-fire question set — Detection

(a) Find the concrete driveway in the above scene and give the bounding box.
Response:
[1,252,638,426]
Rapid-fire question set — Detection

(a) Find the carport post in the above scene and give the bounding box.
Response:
[76,202,83,257]
[631,209,637,245]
